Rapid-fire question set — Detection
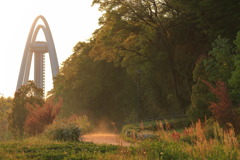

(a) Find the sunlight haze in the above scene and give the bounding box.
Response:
[0,0,102,97]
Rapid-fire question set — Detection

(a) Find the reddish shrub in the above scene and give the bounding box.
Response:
[24,97,62,136]
[202,80,240,131]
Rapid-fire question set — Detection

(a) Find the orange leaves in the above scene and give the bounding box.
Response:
[24,97,62,136]
[202,80,233,124]
[202,80,240,132]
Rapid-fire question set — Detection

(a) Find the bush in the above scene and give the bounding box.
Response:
[202,80,240,132]
[24,97,62,136]
[66,114,91,134]
[50,125,81,141]
[44,115,91,142]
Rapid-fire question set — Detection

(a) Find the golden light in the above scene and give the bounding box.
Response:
[0,0,102,97]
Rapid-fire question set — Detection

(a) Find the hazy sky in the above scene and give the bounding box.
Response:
[0,0,102,97]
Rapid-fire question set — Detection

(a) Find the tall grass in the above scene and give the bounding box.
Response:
[131,119,240,160]
[0,118,239,160]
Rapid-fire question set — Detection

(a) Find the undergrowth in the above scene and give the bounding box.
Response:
[1,119,240,160]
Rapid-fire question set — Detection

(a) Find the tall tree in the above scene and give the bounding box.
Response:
[91,0,206,112]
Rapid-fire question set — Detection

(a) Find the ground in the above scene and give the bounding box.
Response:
[82,133,131,146]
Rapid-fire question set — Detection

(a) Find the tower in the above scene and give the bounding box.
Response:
[16,15,59,96]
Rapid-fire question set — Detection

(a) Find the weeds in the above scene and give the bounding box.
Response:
[1,119,240,159]
[121,119,240,160]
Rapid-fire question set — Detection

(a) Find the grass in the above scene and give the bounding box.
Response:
[0,139,119,160]
[120,119,240,160]
[121,117,190,135]
[1,119,240,159]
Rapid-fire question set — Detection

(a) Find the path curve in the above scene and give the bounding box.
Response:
[82,133,132,147]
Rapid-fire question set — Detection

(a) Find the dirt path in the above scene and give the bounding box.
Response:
[82,133,132,147]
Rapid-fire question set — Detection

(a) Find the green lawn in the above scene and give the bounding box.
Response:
[0,141,119,160]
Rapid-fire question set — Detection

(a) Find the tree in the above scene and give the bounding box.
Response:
[202,80,240,132]
[187,56,213,121]
[186,0,240,40]
[9,81,44,138]
[53,0,239,124]
[52,42,138,126]
[188,32,240,121]
[91,0,207,112]
[228,32,240,104]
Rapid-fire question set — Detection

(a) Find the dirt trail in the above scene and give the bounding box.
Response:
[82,133,132,146]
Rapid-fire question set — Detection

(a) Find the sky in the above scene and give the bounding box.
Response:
[0,0,102,97]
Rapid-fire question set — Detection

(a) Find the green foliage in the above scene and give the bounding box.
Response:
[122,117,191,140]
[0,96,12,120]
[188,0,240,40]
[91,0,208,114]
[188,35,237,121]
[56,0,239,125]
[122,119,239,160]
[52,42,138,126]
[50,126,81,142]
[205,37,234,82]
[188,79,213,121]
[235,32,240,52]
[0,119,240,159]
[64,115,91,134]
[203,118,215,140]
[135,141,189,160]
[229,32,240,104]
[44,115,91,141]
[9,81,44,138]
[52,0,213,125]
[0,141,118,159]
[0,96,13,141]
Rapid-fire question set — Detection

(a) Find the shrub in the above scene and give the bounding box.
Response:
[66,114,91,134]
[44,115,91,141]
[24,97,62,136]
[202,80,240,132]
[50,125,81,141]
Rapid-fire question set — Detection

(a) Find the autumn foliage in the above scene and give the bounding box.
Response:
[202,80,240,131]
[24,97,62,136]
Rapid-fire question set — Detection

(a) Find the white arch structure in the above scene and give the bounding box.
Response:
[16,15,59,95]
